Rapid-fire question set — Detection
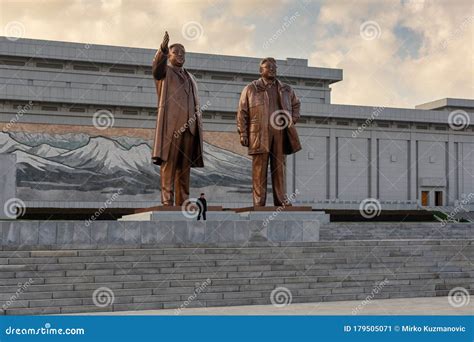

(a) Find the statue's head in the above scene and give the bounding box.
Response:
[169,43,185,67]
[259,57,277,81]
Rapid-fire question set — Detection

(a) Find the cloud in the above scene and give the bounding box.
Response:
[0,0,471,108]
[309,0,473,107]
[0,0,258,55]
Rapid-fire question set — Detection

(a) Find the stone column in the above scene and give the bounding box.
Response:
[0,154,17,219]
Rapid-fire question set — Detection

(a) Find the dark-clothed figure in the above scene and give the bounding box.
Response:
[197,193,207,221]
[237,57,302,206]
[151,31,204,206]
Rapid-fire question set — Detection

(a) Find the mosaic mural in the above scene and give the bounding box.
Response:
[0,128,252,204]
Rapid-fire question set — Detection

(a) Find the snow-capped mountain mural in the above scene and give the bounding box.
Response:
[0,131,252,203]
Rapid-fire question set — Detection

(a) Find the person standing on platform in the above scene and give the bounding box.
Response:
[197,193,207,221]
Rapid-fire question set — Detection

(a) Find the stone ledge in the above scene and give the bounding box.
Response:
[0,219,321,247]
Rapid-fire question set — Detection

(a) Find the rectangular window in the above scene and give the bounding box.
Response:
[421,191,429,206]
[211,75,234,81]
[73,64,100,71]
[0,59,26,66]
[123,109,139,115]
[109,67,135,74]
[69,107,86,113]
[41,105,58,111]
[36,62,63,69]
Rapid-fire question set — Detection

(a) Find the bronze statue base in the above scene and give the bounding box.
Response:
[135,205,223,214]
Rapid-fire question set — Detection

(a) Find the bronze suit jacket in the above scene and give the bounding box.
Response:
[151,48,204,167]
[237,78,302,155]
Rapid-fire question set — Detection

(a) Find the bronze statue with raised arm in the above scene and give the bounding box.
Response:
[237,57,302,207]
[151,31,204,206]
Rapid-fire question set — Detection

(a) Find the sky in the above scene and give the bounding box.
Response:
[0,0,472,108]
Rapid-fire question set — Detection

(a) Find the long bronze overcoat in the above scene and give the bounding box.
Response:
[237,78,302,155]
[151,49,204,167]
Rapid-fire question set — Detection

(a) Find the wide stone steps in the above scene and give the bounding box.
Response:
[0,240,472,315]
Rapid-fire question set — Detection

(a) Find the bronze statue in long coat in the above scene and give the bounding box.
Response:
[237,57,301,206]
[151,31,204,206]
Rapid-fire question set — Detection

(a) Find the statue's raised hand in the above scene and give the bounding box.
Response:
[161,31,169,53]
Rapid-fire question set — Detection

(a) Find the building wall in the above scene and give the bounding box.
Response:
[292,125,473,211]
[378,138,409,201]
[0,38,473,212]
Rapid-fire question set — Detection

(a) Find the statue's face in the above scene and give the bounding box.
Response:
[169,45,185,67]
[260,61,277,80]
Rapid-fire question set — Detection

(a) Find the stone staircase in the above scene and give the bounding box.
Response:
[319,222,473,240]
[0,238,472,315]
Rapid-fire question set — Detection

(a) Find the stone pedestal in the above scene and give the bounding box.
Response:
[119,207,330,243]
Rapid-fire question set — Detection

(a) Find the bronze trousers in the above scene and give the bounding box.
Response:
[252,128,287,206]
[160,129,193,206]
